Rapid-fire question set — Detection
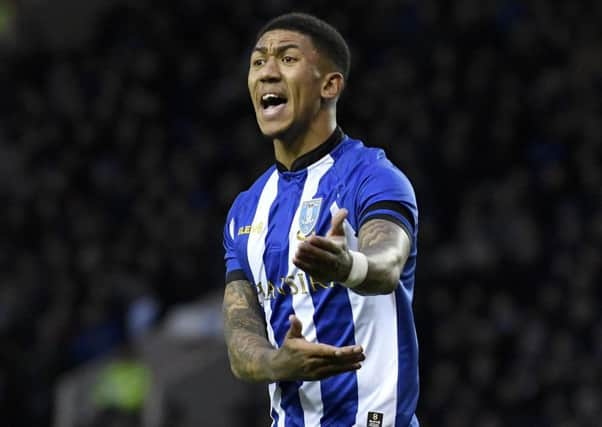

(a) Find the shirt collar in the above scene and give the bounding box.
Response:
[275,127,344,173]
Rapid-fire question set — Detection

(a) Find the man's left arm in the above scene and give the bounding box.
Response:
[293,209,411,295]
[351,216,410,295]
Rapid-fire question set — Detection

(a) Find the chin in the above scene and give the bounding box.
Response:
[257,121,291,139]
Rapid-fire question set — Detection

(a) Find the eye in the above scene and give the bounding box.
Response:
[282,55,297,64]
[252,58,265,67]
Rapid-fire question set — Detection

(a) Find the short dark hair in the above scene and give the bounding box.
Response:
[256,12,351,79]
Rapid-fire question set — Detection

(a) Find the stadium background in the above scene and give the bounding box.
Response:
[0,0,600,426]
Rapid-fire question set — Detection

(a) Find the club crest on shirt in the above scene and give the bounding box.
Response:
[298,198,322,237]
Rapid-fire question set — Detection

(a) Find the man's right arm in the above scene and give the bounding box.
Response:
[223,279,276,382]
[223,279,366,383]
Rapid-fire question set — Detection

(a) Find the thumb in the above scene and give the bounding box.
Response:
[326,208,348,238]
[285,314,303,339]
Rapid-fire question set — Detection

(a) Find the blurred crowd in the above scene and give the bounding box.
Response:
[0,0,600,426]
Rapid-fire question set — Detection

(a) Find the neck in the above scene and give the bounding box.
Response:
[273,109,337,170]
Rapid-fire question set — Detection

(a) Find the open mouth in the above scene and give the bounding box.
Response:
[260,93,288,110]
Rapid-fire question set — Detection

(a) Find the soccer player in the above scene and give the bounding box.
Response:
[222,12,419,427]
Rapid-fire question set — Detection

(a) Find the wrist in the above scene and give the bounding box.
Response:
[342,250,368,288]
[264,348,282,382]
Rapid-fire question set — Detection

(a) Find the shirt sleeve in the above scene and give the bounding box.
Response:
[223,199,248,284]
[355,156,418,239]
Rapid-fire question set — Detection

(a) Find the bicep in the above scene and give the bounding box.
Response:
[223,280,267,339]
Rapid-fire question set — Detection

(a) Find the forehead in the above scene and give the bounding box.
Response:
[254,29,316,52]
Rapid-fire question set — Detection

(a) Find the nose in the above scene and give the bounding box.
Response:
[259,56,281,82]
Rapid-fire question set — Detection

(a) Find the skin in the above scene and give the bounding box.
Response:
[247,29,344,170]
[223,29,411,383]
[293,209,411,296]
[223,281,365,382]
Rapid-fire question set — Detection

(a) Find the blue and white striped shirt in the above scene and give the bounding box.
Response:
[224,129,419,427]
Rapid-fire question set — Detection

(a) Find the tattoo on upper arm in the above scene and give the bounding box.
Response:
[354,219,411,295]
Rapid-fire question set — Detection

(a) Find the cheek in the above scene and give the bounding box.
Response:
[297,83,322,110]
[247,74,256,100]
[293,77,321,104]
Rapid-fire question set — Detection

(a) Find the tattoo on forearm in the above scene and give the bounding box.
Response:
[223,281,265,339]
[223,280,273,381]
[354,219,409,295]
[359,219,399,251]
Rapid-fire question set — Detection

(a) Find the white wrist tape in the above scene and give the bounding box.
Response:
[343,250,368,288]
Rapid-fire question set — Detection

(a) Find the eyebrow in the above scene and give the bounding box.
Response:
[252,43,301,55]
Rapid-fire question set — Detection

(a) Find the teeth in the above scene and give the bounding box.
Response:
[262,93,279,101]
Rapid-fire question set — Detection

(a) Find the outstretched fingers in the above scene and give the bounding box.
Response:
[279,335,366,381]
[307,342,365,365]
[305,344,365,380]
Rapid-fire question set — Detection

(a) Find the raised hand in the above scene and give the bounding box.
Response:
[292,208,353,283]
[270,315,365,381]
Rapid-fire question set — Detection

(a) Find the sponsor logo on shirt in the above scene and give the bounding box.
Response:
[255,273,335,300]
[238,221,264,236]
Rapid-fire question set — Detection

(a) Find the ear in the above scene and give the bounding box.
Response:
[320,72,344,100]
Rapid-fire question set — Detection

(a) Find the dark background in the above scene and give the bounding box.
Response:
[0,0,600,426]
